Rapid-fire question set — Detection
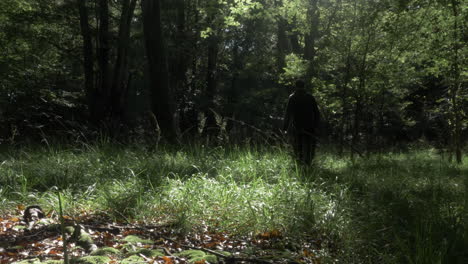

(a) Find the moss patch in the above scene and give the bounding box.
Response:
[176,249,218,263]
[71,256,111,264]
[121,255,145,264]
[122,235,153,244]
[128,248,165,257]
[90,247,121,256]
[12,259,42,264]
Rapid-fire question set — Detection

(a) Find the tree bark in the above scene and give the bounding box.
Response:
[276,17,288,72]
[111,0,137,123]
[338,33,354,156]
[351,30,371,159]
[205,34,219,130]
[77,0,95,120]
[173,0,190,133]
[450,0,462,164]
[338,0,358,156]
[275,0,288,72]
[289,31,301,55]
[141,0,178,141]
[95,0,110,123]
[304,0,319,82]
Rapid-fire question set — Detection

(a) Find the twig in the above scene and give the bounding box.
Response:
[160,235,273,264]
[155,246,174,257]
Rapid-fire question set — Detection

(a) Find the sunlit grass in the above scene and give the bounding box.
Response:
[0,144,466,263]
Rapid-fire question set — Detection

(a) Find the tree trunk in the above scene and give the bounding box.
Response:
[304,0,319,83]
[339,0,358,156]
[450,0,462,164]
[351,95,362,160]
[173,0,190,134]
[205,34,219,130]
[96,0,110,123]
[351,31,371,159]
[77,0,95,120]
[338,39,353,156]
[111,0,137,124]
[289,31,301,55]
[179,0,200,135]
[275,0,288,72]
[227,44,241,118]
[276,17,288,72]
[141,0,178,142]
[175,0,187,85]
[288,15,302,54]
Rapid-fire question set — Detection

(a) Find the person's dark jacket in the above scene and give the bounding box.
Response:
[283,89,320,134]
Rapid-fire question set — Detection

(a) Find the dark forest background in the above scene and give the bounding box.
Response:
[0,0,466,161]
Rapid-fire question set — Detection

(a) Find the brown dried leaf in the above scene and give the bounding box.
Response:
[162,256,174,264]
[10,217,20,222]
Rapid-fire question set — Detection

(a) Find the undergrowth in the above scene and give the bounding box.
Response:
[0,143,466,263]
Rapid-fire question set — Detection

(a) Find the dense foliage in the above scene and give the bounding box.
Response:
[0,0,466,154]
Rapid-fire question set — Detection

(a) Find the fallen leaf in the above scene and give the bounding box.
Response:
[303,249,314,257]
[204,242,218,248]
[162,256,174,264]
[10,217,20,222]
[270,229,281,238]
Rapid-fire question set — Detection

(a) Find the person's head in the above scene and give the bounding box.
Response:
[295,79,305,90]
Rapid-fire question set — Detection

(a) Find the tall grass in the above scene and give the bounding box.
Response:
[0,143,466,262]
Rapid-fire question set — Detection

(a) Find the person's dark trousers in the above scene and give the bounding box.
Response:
[293,131,316,165]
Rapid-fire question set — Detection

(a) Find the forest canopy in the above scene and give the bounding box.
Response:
[0,0,466,161]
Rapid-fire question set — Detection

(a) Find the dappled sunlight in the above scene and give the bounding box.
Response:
[0,144,466,263]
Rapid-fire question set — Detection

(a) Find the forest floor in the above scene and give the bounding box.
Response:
[0,143,467,263]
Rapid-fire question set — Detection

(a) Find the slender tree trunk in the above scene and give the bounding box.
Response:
[339,39,353,156]
[289,30,301,54]
[205,34,219,130]
[96,0,110,123]
[77,0,95,120]
[304,0,319,83]
[276,18,288,72]
[377,87,386,153]
[179,0,200,134]
[275,0,288,72]
[142,0,178,142]
[227,44,241,118]
[351,31,371,159]
[339,0,357,156]
[287,15,302,55]
[173,0,189,135]
[174,0,187,86]
[351,95,362,160]
[450,0,462,164]
[111,0,137,124]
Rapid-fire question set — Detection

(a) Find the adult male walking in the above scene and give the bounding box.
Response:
[283,80,321,165]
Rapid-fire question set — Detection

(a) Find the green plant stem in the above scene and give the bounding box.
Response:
[58,192,69,264]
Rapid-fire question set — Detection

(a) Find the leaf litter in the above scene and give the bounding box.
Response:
[0,205,325,263]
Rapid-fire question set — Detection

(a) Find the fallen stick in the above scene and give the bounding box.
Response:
[160,235,273,264]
